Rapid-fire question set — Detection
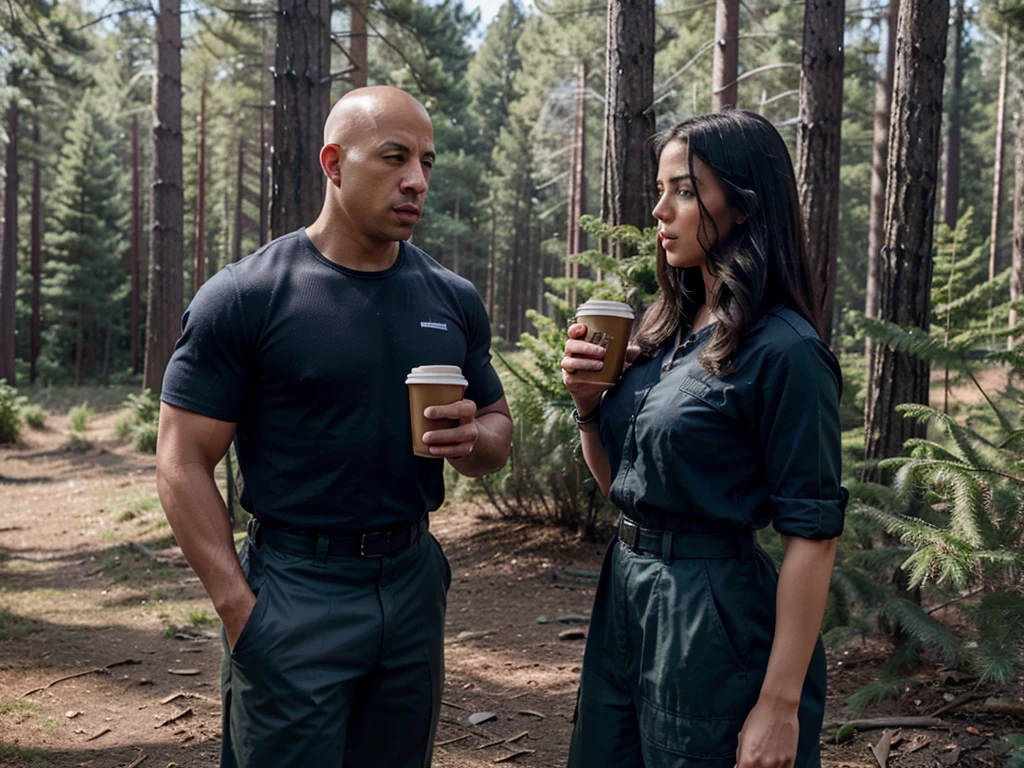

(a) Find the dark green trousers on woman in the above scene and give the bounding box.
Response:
[568,537,827,768]
[220,526,451,768]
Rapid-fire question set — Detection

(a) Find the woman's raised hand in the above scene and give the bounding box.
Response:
[561,323,612,413]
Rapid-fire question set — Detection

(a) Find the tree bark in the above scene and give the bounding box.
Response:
[1010,80,1024,349]
[272,0,330,237]
[233,140,244,264]
[990,28,1009,283]
[193,78,207,293]
[349,0,368,89]
[566,60,587,309]
[131,114,141,376]
[601,0,655,257]
[143,0,184,394]
[29,124,41,385]
[865,0,897,359]
[863,0,949,472]
[796,0,845,344]
[0,94,19,386]
[941,0,964,230]
[712,0,739,111]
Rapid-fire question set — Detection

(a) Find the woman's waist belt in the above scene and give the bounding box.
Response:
[616,514,755,560]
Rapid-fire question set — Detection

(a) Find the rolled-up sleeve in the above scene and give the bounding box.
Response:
[759,336,847,539]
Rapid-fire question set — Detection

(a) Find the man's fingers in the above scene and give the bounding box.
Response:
[423,399,476,421]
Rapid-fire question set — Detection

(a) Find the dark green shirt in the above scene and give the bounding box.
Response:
[600,305,846,539]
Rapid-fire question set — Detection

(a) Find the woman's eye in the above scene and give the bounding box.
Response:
[678,188,694,198]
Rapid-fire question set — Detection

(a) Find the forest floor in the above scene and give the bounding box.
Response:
[0,387,1021,768]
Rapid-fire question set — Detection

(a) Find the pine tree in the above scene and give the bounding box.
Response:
[41,97,129,384]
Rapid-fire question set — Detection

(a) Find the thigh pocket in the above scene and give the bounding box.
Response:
[231,547,271,658]
[636,562,755,759]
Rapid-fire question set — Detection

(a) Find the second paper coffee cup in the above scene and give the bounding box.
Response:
[573,300,635,384]
[406,365,468,458]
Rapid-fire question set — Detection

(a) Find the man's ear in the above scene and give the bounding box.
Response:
[320,143,342,185]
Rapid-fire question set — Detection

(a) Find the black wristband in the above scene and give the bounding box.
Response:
[572,404,600,426]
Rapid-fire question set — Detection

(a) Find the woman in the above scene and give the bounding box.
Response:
[562,109,847,768]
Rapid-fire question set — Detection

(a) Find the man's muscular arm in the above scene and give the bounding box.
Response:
[156,402,253,650]
[422,396,513,477]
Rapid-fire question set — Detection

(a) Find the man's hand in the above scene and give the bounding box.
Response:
[421,399,480,458]
[735,698,799,768]
[221,589,257,652]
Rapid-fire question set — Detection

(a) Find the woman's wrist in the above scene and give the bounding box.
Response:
[572,401,601,432]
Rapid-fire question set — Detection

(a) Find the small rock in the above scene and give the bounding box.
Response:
[558,629,586,641]
[467,711,497,726]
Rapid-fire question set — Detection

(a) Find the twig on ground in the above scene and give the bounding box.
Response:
[825,717,946,732]
[435,734,472,747]
[441,700,469,711]
[124,753,148,768]
[155,707,192,728]
[21,659,141,698]
[85,727,112,741]
[494,749,536,763]
[928,688,987,718]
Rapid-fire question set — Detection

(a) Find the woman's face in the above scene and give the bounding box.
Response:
[652,140,742,270]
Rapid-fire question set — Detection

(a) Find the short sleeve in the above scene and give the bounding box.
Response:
[160,267,252,423]
[760,336,847,539]
[461,288,505,410]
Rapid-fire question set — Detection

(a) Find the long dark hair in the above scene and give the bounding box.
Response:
[634,109,820,377]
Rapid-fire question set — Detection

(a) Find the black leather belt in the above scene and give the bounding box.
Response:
[248,516,428,559]
[616,514,755,560]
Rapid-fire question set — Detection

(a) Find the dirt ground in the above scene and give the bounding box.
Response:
[1,401,1022,768]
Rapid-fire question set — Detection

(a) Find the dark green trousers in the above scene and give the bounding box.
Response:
[220,528,451,768]
[568,539,826,768]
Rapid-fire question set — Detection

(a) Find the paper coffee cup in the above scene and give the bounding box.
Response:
[573,300,635,384]
[406,365,468,458]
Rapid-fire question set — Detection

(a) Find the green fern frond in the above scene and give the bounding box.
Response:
[880,599,967,666]
[855,316,969,367]
[847,677,917,716]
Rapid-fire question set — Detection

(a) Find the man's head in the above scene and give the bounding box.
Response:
[319,86,435,245]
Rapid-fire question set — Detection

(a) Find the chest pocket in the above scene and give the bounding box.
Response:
[678,373,727,411]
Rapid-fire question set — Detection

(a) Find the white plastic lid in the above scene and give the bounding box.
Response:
[406,365,468,386]
[575,300,635,319]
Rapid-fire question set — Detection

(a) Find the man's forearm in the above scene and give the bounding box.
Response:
[157,462,251,617]
[757,536,837,709]
[448,411,512,477]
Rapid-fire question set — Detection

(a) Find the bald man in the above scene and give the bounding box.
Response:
[156,86,513,767]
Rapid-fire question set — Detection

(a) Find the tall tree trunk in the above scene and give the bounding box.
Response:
[131,114,141,375]
[1010,80,1024,349]
[863,0,949,471]
[272,0,330,237]
[30,124,41,385]
[193,78,207,293]
[990,28,1009,283]
[795,0,845,344]
[349,0,368,89]
[712,0,739,110]
[566,60,587,309]
[143,0,184,394]
[259,107,268,245]
[486,199,496,319]
[865,0,897,359]
[942,0,964,230]
[601,0,655,257]
[0,93,19,386]
[233,140,244,263]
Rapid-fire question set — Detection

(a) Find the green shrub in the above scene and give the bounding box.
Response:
[133,420,159,453]
[68,402,94,432]
[0,380,23,444]
[116,389,160,453]
[21,406,48,429]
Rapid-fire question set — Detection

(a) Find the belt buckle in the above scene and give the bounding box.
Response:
[359,531,385,558]
[618,517,639,551]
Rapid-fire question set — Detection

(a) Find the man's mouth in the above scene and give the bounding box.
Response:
[395,205,422,224]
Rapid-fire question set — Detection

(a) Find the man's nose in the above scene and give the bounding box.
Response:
[402,163,428,194]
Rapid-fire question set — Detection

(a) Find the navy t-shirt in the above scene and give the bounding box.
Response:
[161,228,505,533]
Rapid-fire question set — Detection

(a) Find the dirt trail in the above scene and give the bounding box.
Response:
[0,409,602,767]
[2,404,1021,768]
